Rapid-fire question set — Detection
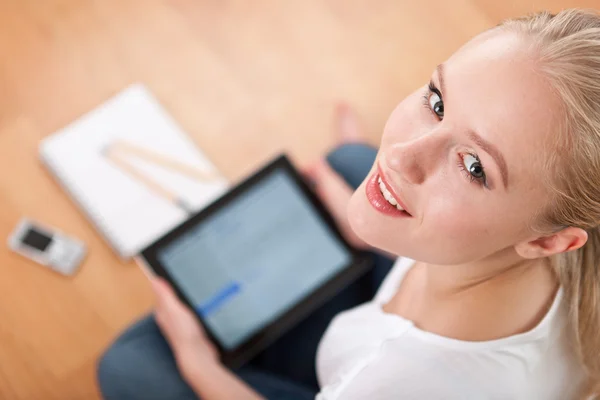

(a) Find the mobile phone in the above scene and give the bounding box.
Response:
[8,218,87,276]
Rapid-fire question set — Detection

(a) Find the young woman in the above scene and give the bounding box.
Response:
[97,9,600,400]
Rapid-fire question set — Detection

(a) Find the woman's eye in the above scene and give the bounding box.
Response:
[428,92,444,119]
[463,154,485,179]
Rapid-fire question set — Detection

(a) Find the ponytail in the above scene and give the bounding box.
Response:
[501,9,600,398]
[553,227,600,399]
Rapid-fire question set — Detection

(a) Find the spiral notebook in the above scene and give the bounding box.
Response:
[39,84,229,259]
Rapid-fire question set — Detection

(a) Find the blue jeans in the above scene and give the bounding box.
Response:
[97,143,395,400]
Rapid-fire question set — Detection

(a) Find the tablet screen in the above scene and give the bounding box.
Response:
[155,168,352,349]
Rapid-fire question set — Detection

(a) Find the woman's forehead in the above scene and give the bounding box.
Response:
[442,30,564,189]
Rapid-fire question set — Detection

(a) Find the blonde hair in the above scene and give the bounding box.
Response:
[502,9,600,398]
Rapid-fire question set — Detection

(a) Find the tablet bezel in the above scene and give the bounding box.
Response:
[139,153,372,368]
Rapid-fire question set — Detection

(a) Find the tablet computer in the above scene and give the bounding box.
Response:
[137,154,372,368]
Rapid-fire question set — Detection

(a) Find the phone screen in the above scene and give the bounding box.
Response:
[22,228,53,252]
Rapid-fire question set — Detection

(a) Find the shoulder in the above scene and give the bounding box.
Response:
[326,338,546,400]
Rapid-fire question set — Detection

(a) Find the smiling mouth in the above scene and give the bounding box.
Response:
[365,171,412,218]
[377,176,406,212]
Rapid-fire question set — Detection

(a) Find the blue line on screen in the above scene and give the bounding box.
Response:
[196,282,242,317]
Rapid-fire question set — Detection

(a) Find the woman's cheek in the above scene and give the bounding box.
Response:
[427,196,488,242]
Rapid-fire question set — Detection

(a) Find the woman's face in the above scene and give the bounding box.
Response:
[348,30,563,265]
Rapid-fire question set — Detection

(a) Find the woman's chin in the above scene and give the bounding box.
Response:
[348,187,391,250]
[348,185,419,258]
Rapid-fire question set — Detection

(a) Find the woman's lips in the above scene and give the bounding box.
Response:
[365,172,412,217]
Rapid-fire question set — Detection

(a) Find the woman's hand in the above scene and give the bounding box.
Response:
[151,277,219,381]
[301,103,373,251]
[303,158,370,250]
[151,277,265,400]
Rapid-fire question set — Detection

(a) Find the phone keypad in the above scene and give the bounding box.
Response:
[49,240,86,275]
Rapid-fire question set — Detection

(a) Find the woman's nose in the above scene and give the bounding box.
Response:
[383,133,446,185]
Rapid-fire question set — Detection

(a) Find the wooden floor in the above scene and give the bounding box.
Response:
[0,0,596,399]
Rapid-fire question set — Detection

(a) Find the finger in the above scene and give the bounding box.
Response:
[301,157,322,176]
[152,277,180,312]
[300,162,320,190]
[312,161,369,249]
[153,277,178,298]
[303,158,331,188]
[152,282,175,337]
[155,279,197,324]
[313,160,354,219]
[150,277,167,303]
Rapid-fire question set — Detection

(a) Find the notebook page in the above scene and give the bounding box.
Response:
[39,84,228,258]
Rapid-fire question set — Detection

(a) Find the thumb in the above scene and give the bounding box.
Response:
[312,160,354,205]
[151,277,178,309]
[302,158,331,188]
[300,161,322,189]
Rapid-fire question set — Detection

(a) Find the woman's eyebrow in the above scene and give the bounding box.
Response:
[437,63,509,188]
[436,64,447,95]
[467,129,509,188]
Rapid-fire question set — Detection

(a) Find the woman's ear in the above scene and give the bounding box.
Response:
[515,227,588,259]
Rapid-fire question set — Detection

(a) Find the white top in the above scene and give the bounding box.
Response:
[315,257,585,400]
